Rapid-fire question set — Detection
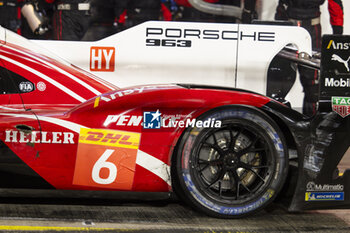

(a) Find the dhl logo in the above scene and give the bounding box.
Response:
[79,128,140,149]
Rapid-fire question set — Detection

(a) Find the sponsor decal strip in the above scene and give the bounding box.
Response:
[94,97,100,108]
[325,77,350,87]
[90,47,115,72]
[136,150,171,186]
[305,192,344,201]
[0,113,171,185]
[5,130,75,144]
[79,128,140,149]
[306,182,344,191]
[330,55,350,72]
[74,128,141,189]
[4,45,103,95]
[332,96,350,118]
[327,40,334,49]
[0,55,86,102]
[76,68,116,91]
[104,110,221,129]
[0,106,23,111]
[327,40,350,50]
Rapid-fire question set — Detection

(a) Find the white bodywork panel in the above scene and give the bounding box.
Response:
[235,24,311,95]
[0,27,5,45]
[29,21,311,109]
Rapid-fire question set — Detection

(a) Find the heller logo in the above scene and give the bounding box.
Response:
[5,130,75,144]
[332,96,350,118]
[143,110,161,129]
[90,47,115,72]
[327,40,350,50]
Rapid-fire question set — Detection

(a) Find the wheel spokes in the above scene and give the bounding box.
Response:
[230,170,241,200]
[198,163,209,172]
[206,168,227,189]
[238,157,270,169]
[239,162,266,183]
[198,158,223,166]
[212,133,219,146]
[236,135,262,158]
[228,126,243,152]
[219,180,223,197]
[227,169,255,200]
[203,142,225,156]
[193,122,274,203]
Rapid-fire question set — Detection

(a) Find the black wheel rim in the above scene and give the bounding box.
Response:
[190,120,276,205]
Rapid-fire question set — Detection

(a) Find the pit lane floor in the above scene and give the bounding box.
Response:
[0,197,349,233]
[0,149,349,233]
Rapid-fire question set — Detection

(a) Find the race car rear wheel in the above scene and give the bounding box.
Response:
[173,106,288,218]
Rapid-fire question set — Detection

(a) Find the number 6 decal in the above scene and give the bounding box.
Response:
[73,128,140,190]
[92,149,117,185]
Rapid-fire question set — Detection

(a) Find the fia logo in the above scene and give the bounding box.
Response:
[90,47,115,72]
[19,82,33,93]
[143,110,161,129]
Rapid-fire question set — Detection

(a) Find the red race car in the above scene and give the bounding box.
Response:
[0,29,349,218]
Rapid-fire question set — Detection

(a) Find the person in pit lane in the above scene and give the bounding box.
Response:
[275,0,344,117]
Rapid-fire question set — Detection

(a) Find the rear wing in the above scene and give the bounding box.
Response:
[319,35,350,117]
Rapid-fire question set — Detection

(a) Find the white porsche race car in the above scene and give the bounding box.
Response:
[32,21,315,110]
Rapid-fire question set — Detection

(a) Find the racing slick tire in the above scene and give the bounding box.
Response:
[173,106,288,218]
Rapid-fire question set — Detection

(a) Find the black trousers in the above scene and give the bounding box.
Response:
[52,9,90,40]
[299,22,321,117]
